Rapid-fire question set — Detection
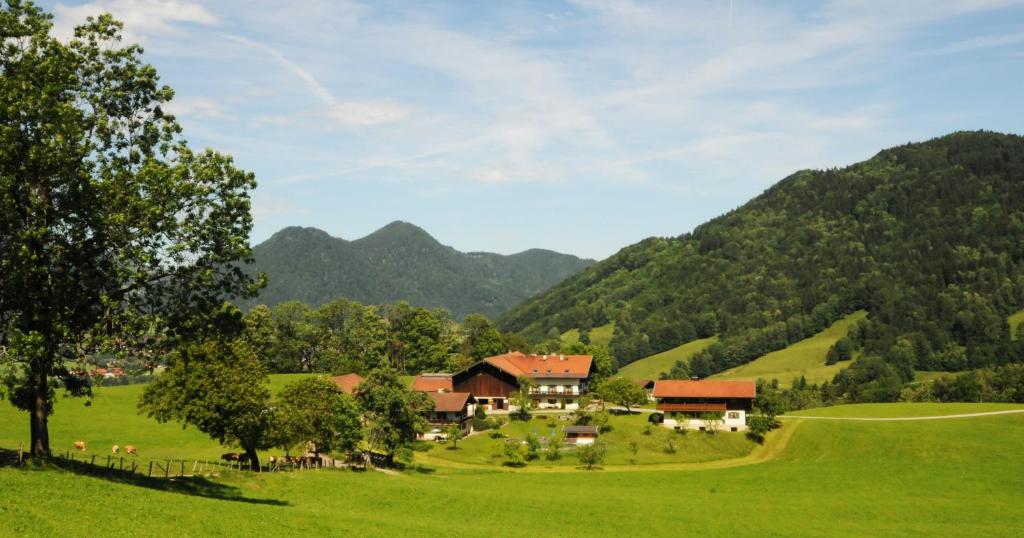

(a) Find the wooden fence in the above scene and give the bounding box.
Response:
[53,451,343,479]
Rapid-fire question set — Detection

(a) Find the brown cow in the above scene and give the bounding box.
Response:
[124,445,136,455]
[73,441,86,451]
[111,444,119,454]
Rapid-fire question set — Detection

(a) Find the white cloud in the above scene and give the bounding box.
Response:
[326,101,410,126]
[918,31,1024,55]
[163,96,225,119]
[51,0,216,43]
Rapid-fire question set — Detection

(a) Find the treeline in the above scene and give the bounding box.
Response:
[239,298,617,379]
[754,363,1024,416]
[500,132,1024,381]
[240,299,522,375]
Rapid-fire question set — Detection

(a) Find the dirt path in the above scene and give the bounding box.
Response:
[782,409,1024,421]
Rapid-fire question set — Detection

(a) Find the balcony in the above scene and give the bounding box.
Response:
[528,388,579,397]
[656,402,727,413]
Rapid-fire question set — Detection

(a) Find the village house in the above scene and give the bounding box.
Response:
[563,424,599,445]
[451,352,595,411]
[410,374,475,440]
[411,373,453,392]
[330,373,364,395]
[653,380,756,432]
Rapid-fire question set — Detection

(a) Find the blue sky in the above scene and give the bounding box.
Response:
[42,0,1024,259]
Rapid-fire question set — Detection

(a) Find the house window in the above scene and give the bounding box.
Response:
[727,412,740,420]
[566,399,574,405]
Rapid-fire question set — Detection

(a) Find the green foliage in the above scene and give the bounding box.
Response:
[500,132,1024,384]
[747,415,771,443]
[460,314,506,361]
[561,341,617,384]
[0,3,261,455]
[575,441,607,470]
[511,376,535,420]
[354,369,432,464]
[445,423,464,449]
[272,376,361,457]
[243,222,593,319]
[596,377,648,412]
[699,411,724,434]
[139,341,272,467]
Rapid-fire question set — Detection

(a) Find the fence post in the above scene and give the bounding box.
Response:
[119,457,124,471]
[148,461,153,477]
[164,460,170,478]
[180,460,184,477]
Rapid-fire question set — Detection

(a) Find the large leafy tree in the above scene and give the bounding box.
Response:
[596,377,648,413]
[0,3,261,456]
[273,376,362,459]
[354,368,431,466]
[460,314,505,361]
[139,338,272,468]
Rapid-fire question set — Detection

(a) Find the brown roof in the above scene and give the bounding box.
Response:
[482,352,593,379]
[563,425,598,434]
[331,373,364,395]
[637,379,655,389]
[412,374,453,392]
[427,392,475,412]
[652,380,756,399]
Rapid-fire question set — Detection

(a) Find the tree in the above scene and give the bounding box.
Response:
[1,4,262,457]
[503,439,527,467]
[511,376,535,420]
[576,441,606,470]
[754,380,785,424]
[597,377,648,412]
[747,415,771,443]
[699,411,724,434]
[270,302,320,373]
[461,314,505,361]
[140,340,271,469]
[445,423,464,449]
[561,342,617,385]
[274,377,362,459]
[354,368,431,466]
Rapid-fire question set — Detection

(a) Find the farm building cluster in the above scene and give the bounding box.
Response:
[332,352,757,440]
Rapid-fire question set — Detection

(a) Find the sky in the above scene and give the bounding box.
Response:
[40,0,1024,260]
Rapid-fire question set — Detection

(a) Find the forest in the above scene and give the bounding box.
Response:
[499,132,1024,398]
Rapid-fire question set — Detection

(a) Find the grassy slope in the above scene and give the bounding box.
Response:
[617,337,718,381]
[711,311,868,386]
[1010,309,1024,340]
[2,409,1023,536]
[420,412,754,468]
[561,322,614,346]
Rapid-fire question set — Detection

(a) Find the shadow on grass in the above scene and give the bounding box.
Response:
[1,449,289,507]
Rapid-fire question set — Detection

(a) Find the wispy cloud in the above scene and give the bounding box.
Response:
[51,0,216,42]
[917,31,1024,56]
[163,96,226,119]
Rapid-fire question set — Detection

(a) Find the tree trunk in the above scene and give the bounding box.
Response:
[244,446,260,472]
[30,369,49,456]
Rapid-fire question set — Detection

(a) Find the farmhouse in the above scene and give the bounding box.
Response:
[420,392,476,440]
[331,373,364,395]
[451,352,595,411]
[411,374,453,393]
[653,380,755,431]
[563,424,599,445]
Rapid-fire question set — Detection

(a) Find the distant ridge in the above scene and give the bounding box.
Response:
[243,221,594,319]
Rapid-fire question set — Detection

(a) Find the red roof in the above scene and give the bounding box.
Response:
[652,380,756,399]
[331,373,364,395]
[427,392,475,412]
[412,375,453,392]
[482,352,593,379]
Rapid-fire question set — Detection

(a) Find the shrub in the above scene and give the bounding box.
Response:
[642,424,654,435]
[576,442,607,470]
[664,436,677,454]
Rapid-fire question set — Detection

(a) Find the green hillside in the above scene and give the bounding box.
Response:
[3,402,1023,536]
[1011,310,1024,339]
[499,131,1024,386]
[711,311,867,385]
[244,222,594,319]
[618,336,718,381]
[561,322,615,346]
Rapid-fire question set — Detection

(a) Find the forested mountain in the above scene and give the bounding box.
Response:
[243,221,594,319]
[498,131,1024,390]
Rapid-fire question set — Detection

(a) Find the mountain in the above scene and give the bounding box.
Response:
[244,221,594,319]
[497,131,1024,380]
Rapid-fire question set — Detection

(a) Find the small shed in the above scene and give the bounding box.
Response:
[563,425,599,445]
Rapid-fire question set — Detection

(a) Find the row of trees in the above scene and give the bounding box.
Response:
[139,333,432,468]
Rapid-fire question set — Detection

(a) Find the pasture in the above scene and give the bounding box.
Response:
[2,401,1023,536]
[560,322,614,347]
[1010,309,1024,339]
[617,336,718,381]
[711,311,868,386]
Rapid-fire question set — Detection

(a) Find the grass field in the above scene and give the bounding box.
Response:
[419,412,754,468]
[711,311,868,386]
[561,322,614,346]
[618,337,718,381]
[2,402,1023,536]
[787,402,1024,418]
[1010,309,1024,340]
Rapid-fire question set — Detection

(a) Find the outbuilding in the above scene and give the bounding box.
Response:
[563,424,599,445]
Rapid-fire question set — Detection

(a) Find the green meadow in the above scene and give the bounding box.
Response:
[561,322,614,346]
[1010,309,1024,339]
[711,311,868,386]
[617,336,718,381]
[2,398,1023,536]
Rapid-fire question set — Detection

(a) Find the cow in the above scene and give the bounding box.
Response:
[111,444,119,454]
[73,441,86,451]
[221,452,242,462]
[124,445,136,455]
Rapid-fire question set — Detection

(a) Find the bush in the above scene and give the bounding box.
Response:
[472,417,491,432]
[747,415,771,443]
[642,424,654,436]
[664,436,677,454]
[576,442,607,470]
